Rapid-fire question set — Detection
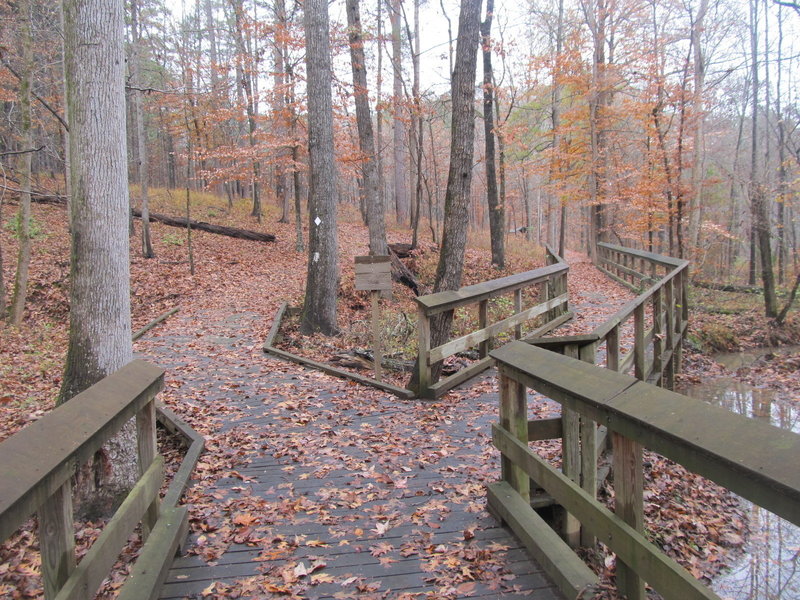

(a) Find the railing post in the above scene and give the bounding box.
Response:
[612,431,645,600]
[417,305,432,398]
[479,299,489,358]
[607,325,620,372]
[676,267,689,373]
[664,278,675,389]
[652,287,663,386]
[137,398,159,537]
[578,342,598,547]
[633,303,646,381]
[544,276,554,323]
[562,344,582,547]
[514,289,522,339]
[498,368,529,502]
[39,481,76,599]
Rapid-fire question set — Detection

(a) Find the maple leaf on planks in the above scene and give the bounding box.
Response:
[369,541,394,557]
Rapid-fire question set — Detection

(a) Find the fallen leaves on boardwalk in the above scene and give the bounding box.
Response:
[2,200,797,599]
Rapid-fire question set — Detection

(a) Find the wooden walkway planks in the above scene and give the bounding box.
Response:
[135,309,564,599]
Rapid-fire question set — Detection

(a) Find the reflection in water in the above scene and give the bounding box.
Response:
[682,378,800,599]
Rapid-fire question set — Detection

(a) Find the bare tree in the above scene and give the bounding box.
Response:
[481,0,504,268]
[389,0,409,223]
[346,0,388,255]
[60,0,137,506]
[301,0,339,335]
[230,0,262,222]
[129,0,154,258]
[8,0,34,325]
[410,0,482,391]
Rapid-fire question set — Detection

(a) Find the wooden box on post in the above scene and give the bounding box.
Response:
[354,256,391,382]
[354,255,392,294]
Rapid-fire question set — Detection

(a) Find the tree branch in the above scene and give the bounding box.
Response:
[0,146,43,157]
[1,59,69,131]
[773,0,800,14]
[776,272,800,325]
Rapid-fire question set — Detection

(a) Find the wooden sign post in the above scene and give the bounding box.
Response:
[354,256,392,382]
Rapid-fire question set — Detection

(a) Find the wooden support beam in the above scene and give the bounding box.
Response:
[634,303,646,381]
[116,506,189,600]
[492,423,720,600]
[478,299,489,358]
[40,482,75,599]
[612,432,645,600]
[416,305,432,397]
[54,457,164,600]
[487,481,599,599]
[498,369,529,502]
[136,400,159,537]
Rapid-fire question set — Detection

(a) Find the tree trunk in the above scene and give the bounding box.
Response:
[581,0,608,262]
[231,0,262,222]
[376,0,385,227]
[60,0,137,507]
[129,0,154,259]
[753,185,777,317]
[410,0,424,249]
[301,0,339,335]
[274,0,290,224]
[748,0,759,287]
[389,0,408,224]
[346,0,388,256]
[552,0,566,256]
[481,0,504,269]
[688,0,709,254]
[776,7,787,284]
[9,0,33,326]
[410,0,482,391]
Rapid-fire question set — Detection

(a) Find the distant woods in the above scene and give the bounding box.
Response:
[0,0,799,324]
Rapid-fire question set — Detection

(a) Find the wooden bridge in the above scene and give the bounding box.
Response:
[1,244,799,600]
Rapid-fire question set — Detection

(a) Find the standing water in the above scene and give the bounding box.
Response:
[681,347,800,600]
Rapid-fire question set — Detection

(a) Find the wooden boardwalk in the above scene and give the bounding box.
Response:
[136,308,567,599]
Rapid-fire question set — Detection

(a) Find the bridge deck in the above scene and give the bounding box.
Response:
[158,367,562,599]
[138,253,629,599]
[139,309,563,599]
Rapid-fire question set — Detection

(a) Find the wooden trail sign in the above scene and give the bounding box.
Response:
[354,256,391,382]
[354,255,392,291]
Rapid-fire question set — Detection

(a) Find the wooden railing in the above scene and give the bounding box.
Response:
[413,247,570,398]
[531,242,689,389]
[0,360,202,600]
[488,343,800,600]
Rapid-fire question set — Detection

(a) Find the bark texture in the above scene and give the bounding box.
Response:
[410,0,482,389]
[130,0,154,258]
[480,0,504,269]
[389,0,408,223]
[60,0,137,503]
[346,0,387,256]
[301,0,339,335]
[9,0,33,325]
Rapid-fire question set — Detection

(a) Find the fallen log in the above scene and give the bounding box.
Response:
[131,209,275,243]
[388,242,413,258]
[692,280,762,294]
[389,248,420,296]
[132,306,179,341]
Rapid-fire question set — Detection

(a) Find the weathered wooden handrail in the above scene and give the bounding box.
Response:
[531,242,690,389]
[0,359,196,600]
[489,342,800,600]
[413,246,571,398]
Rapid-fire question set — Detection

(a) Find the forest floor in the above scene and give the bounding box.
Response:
[1,193,799,599]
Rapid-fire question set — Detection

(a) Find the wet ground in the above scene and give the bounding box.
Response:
[682,346,800,600]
